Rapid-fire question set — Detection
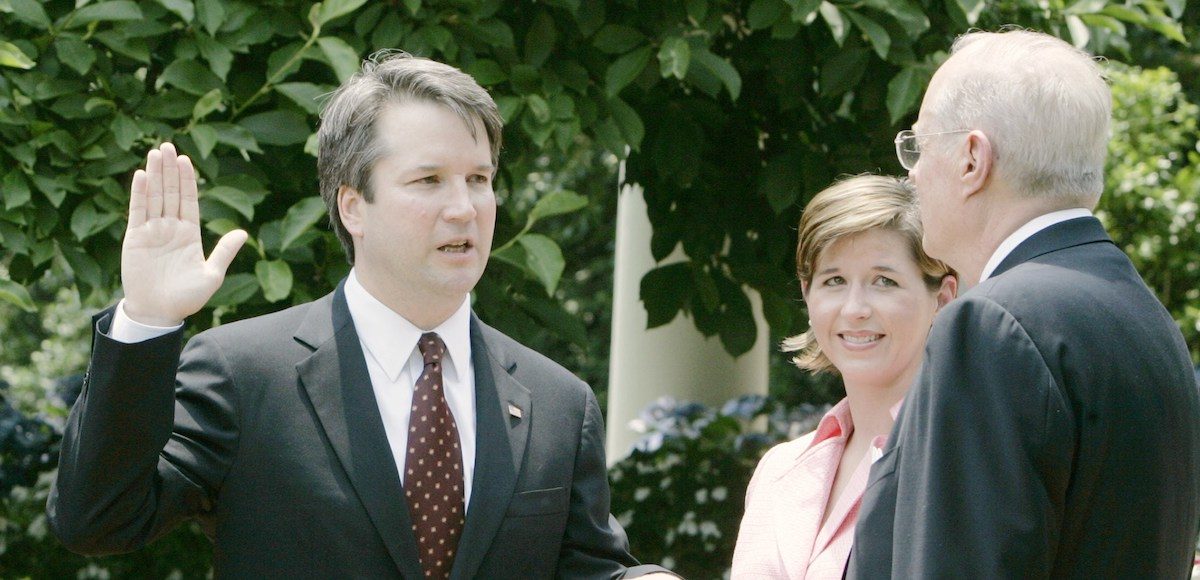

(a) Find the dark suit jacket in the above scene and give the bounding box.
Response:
[848,217,1200,578]
[49,284,664,578]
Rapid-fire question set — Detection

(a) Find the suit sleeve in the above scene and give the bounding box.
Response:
[887,296,1073,577]
[47,308,240,555]
[555,388,676,579]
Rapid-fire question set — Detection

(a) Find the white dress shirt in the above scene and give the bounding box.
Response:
[978,207,1093,284]
[107,268,478,508]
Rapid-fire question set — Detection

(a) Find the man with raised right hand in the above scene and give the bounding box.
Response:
[49,52,675,580]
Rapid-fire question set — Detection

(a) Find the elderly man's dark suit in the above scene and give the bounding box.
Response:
[49,284,662,578]
[848,217,1200,578]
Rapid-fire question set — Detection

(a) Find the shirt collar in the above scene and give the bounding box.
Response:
[344,269,473,383]
[979,207,1092,284]
[811,398,854,446]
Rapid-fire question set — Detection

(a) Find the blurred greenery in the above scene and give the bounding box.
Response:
[0,0,1195,576]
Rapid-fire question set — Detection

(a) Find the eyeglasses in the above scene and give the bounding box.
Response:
[894,129,971,170]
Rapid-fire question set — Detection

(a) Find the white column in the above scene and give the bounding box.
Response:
[606,182,769,465]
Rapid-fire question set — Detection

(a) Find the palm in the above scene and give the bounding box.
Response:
[120,143,247,326]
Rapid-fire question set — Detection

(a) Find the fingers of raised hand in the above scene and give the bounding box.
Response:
[207,229,249,277]
[145,147,164,219]
[178,154,200,224]
[160,142,181,218]
[128,169,148,229]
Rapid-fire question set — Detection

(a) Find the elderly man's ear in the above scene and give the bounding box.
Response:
[960,130,994,197]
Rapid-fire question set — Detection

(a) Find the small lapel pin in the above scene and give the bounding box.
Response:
[507,404,523,419]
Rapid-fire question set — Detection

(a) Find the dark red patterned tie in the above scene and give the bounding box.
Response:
[404,332,465,579]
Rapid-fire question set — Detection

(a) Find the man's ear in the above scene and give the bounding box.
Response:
[960,130,994,197]
[338,185,365,237]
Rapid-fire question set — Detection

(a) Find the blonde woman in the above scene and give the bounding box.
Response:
[732,175,955,578]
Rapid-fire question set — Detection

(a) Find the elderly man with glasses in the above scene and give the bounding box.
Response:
[848,29,1200,578]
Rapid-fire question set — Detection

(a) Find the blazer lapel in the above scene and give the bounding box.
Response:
[773,438,842,579]
[990,216,1113,279]
[294,285,422,578]
[450,317,532,580]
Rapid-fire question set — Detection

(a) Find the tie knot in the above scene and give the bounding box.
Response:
[418,332,447,366]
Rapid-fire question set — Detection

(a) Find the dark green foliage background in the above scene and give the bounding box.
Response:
[0,0,1196,576]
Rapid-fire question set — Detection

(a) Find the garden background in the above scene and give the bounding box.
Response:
[1,0,1197,577]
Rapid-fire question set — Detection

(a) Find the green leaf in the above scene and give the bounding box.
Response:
[861,0,929,37]
[640,263,692,328]
[1065,0,1108,15]
[692,48,741,101]
[239,110,310,146]
[748,0,786,30]
[316,37,360,83]
[209,272,258,306]
[156,0,195,22]
[784,0,821,23]
[819,2,847,45]
[0,277,36,312]
[526,94,551,123]
[256,259,293,302]
[605,46,652,97]
[55,37,96,75]
[110,113,140,150]
[192,88,224,120]
[275,82,330,114]
[279,197,327,251]
[195,34,233,80]
[93,29,150,62]
[608,97,644,150]
[1164,0,1185,19]
[517,234,565,295]
[844,10,891,60]
[465,59,507,85]
[68,1,143,27]
[524,11,556,68]
[592,25,645,54]
[158,59,223,96]
[528,189,587,227]
[760,151,804,214]
[1066,15,1090,48]
[3,170,31,210]
[310,0,369,27]
[953,0,985,26]
[210,122,262,153]
[657,37,690,80]
[403,0,421,16]
[190,124,218,158]
[0,41,35,70]
[70,201,120,241]
[886,65,928,125]
[9,0,52,28]
[195,0,225,35]
[820,46,868,97]
[515,294,587,348]
[206,186,258,220]
[58,243,104,289]
[1100,5,1148,26]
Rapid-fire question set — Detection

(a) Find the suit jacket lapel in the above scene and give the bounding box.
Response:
[294,285,422,578]
[451,316,532,580]
[990,216,1113,279]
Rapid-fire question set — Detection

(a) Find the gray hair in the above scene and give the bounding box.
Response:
[317,50,503,263]
[924,29,1110,205]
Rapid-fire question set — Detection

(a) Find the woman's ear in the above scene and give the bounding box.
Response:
[934,274,958,312]
[338,185,364,237]
[800,279,809,302]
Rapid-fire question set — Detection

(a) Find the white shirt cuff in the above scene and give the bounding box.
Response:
[108,299,183,343]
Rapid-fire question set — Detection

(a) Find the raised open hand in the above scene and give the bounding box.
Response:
[121,143,248,326]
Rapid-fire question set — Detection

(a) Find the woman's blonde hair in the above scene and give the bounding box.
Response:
[782,174,953,375]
